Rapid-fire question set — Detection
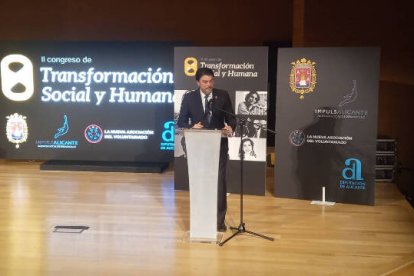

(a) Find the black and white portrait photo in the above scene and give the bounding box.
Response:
[235,91,267,115]
[228,137,266,162]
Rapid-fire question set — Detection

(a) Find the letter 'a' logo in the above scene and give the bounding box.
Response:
[341,158,364,181]
[184,57,198,77]
[1,54,34,101]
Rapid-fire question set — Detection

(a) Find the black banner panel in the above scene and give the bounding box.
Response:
[0,41,175,162]
[274,47,380,205]
[174,47,268,195]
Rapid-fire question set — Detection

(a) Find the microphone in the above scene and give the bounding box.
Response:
[208,98,216,110]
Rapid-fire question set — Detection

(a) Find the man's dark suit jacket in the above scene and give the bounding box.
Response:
[177,88,236,130]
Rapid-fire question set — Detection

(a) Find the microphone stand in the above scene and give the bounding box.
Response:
[210,101,274,246]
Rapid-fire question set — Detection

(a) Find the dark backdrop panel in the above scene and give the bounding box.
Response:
[174,47,268,195]
[0,41,175,162]
[274,47,380,205]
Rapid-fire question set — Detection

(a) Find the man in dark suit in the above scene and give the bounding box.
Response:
[253,119,267,138]
[177,68,236,232]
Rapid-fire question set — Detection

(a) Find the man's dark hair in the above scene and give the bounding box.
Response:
[195,68,214,81]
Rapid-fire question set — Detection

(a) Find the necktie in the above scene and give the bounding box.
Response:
[204,95,209,113]
[204,95,212,127]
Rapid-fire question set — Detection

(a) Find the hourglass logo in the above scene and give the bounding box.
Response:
[1,54,34,101]
[184,57,198,77]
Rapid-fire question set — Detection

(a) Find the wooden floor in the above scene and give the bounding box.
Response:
[0,160,414,276]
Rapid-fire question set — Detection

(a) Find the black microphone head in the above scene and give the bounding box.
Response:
[208,98,215,110]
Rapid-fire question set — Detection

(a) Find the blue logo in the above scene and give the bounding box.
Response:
[54,115,69,139]
[339,158,366,190]
[84,124,103,144]
[341,158,364,180]
[160,121,174,150]
[35,114,79,149]
[162,121,174,142]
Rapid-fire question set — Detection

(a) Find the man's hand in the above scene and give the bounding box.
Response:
[222,125,233,136]
[192,122,204,129]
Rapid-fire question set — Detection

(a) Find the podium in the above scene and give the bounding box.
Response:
[184,129,222,242]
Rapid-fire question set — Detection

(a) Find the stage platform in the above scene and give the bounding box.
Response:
[40,160,169,173]
[0,160,413,275]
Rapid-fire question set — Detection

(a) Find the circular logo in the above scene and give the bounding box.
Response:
[84,124,103,144]
[289,129,305,146]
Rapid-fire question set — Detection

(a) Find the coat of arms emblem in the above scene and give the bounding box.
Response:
[290,58,317,99]
[6,113,28,148]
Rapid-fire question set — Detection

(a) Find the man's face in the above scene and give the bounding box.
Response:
[253,120,260,129]
[260,120,267,129]
[197,75,214,94]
